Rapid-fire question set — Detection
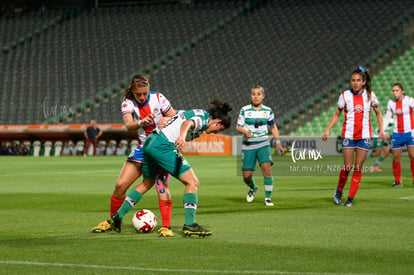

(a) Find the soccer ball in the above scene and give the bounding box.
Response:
[132,209,157,233]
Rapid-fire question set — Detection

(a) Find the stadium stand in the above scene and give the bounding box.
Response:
[1,0,414,137]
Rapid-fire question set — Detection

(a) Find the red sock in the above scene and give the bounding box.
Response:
[337,166,350,191]
[159,199,172,227]
[110,196,125,216]
[349,169,362,198]
[392,161,402,183]
[411,160,414,182]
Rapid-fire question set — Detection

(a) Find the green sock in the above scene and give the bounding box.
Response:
[117,189,142,219]
[374,156,385,167]
[244,177,257,191]
[366,152,374,159]
[183,193,198,226]
[264,177,274,199]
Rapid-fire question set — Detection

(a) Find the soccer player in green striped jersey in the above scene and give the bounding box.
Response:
[236,85,284,206]
[109,99,232,236]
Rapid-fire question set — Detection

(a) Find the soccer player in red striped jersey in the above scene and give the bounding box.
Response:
[383,83,414,187]
[91,74,177,237]
[322,66,384,207]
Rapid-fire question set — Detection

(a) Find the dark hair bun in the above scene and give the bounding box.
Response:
[211,98,232,114]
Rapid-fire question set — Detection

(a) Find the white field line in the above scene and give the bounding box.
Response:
[0,170,119,177]
[0,260,366,275]
[398,196,414,200]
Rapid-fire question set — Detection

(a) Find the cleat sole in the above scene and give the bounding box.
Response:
[183,231,212,237]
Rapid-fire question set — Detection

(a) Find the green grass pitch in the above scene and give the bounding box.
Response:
[0,155,413,274]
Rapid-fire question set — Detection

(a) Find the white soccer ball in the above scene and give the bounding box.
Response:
[132,209,158,233]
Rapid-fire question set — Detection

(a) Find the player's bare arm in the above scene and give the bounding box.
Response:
[322,108,342,141]
[158,108,177,129]
[236,125,252,138]
[123,113,155,131]
[270,124,284,154]
[175,120,195,150]
[373,105,385,140]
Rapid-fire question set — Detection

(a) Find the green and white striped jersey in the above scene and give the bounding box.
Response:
[160,109,210,143]
[237,104,275,150]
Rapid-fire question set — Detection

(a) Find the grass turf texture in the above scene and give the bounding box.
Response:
[0,155,413,274]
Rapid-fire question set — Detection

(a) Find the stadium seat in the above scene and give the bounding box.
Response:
[96,140,107,156]
[32,141,42,157]
[129,139,139,153]
[54,141,63,156]
[76,140,85,156]
[43,141,53,157]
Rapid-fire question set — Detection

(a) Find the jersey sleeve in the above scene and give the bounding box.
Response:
[382,100,393,130]
[408,97,414,109]
[386,99,393,114]
[237,109,245,126]
[267,109,275,126]
[371,92,379,107]
[158,93,172,114]
[191,116,203,131]
[121,99,134,115]
[337,93,345,109]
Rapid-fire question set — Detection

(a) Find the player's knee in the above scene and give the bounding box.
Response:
[113,179,130,196]
[186,178,199,189]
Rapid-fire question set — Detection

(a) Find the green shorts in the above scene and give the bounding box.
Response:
[142,132,192,180]
[241,145,273,171]
[372,137,390,149]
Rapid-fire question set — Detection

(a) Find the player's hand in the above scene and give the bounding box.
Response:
[140,113,155,126]
[277,144,284,155]
[158,116,169,130]
[322,131,329,142]
[245,130,252,138]
[175,136,186,150]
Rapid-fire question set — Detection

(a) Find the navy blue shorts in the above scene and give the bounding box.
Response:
[391,132,414,150]
[341,138,371,151]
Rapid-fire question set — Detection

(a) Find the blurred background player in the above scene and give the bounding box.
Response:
[236,85,284,207]
[367,119,393,172]
[383,82,414,187]
[108,99,232,237]
[322,66,384,207]
[91,74,177,237]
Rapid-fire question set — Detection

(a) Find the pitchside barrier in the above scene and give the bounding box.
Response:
[0,124,342,156]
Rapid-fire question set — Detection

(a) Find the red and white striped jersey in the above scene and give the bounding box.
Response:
[385,96,414,134]
[338,89,379,139]
[121,91,172,144]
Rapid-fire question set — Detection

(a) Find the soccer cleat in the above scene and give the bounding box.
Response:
[246,187,257,203]
[264,198,274,207]
[109,212,122,233]
[344,197,353,207]
[182,223,212,237]
[392,181,403,188]
[91,220,112,233]
[372,166,383,172]
[158,226,174,237]
[333,188,343,205]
